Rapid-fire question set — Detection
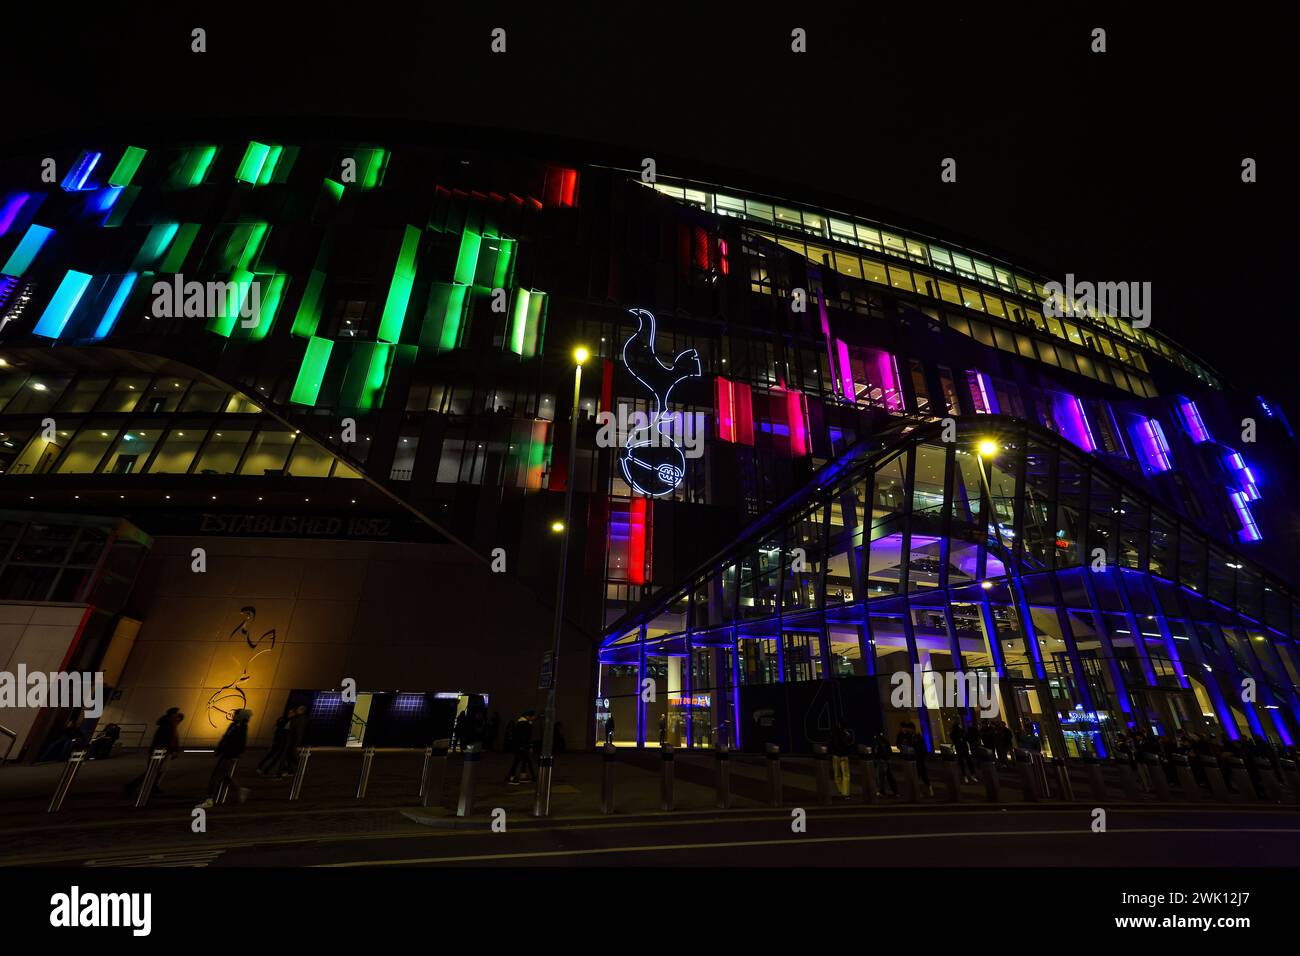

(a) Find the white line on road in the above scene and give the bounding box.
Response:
[319,827,1300,866]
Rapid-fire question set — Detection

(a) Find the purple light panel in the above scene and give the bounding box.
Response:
[1135,417,1172,472]
[1177,398,1211,443]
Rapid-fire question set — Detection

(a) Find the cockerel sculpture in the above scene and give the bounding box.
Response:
[619,307,702,497]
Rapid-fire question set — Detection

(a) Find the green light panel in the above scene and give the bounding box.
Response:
[159,223,200,273]
[292,269,326,338]
[322,178,344,203]
[1,224,55,276]
[453,230,481,286]
[290,336,334,406]
[339,342,393,409]
[103,186,140,227]
[218,222,269,271]
[108,146,147,187]
[377,225,420,344]
[236,142,271,183]
[491,237,516,289]
[171,146,217,187]
[33,270,92,339]
[506,287,530,355]
[419,282,468,352]
[360,148,389,189]
[131,223,179,270]
[204,268,254,338]
[234,273,287,341]
[255,145,284,185]
[506,289,547,357]
[523,289,547,357]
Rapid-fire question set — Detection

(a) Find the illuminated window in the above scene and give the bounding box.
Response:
[1133,417,1172,473]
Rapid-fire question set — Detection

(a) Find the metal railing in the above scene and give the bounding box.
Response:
[0,723,16,764]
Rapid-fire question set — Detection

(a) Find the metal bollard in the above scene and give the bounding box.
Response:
[456,742,481,817]
[660,744,675,811]
[1140,752,1170,801]
[765,744,783,807]
[48,749,88,813]
[715,745,732,809]
[419,739,450,807]
[1279,759,1300,805]
[976,747,1000,803]
[602,743,617,815]
[1114,757,1143,801]
[940,749,962,802]
[214,759,239,805]
[894,748,920,803]
[289,746,311,801]
[133,748,169,808]
[1032,752,1050,798]
[1052,757,1074,801]
[1082,753,1108,801]
[1221,756,1253,803]
[1252,758,1283,803]
[1279,764,1300,806]
[856,745,877,804]
[1197,755,1232,803]
[1171,753,1202,802]
[813,744,833,806]
[355,745,376,799]
[1015,749,1038,802]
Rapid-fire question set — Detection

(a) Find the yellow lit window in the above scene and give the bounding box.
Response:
[862,258,888,285]
[887,264,914,292]
[959,286,985,311]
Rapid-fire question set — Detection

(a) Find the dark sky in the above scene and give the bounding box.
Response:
[4,3,1290,406]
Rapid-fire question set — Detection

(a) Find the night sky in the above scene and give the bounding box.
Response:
[4,4,1289,406]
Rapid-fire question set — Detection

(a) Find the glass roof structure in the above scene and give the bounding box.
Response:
[601,416,1300,754]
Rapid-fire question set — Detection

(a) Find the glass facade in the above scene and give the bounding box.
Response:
[1,135,1297,751]
[600,417,1300,755]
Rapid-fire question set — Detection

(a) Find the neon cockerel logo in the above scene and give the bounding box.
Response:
[618,308,702,497]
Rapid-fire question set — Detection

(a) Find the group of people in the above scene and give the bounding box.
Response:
[1114,727,1300,799]
[123,705,301,808]
[828,717,1033,798]
[948,719,1023,783]
[255,705,309,778]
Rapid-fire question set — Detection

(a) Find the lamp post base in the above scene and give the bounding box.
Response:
[532,755,555,817]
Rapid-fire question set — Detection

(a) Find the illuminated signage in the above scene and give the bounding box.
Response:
[670,695,712,708]
[618,307,702,497]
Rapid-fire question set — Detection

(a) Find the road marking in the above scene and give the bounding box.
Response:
[320,827,1300,866]
[85,849,226,867]
[6,806,1295,866]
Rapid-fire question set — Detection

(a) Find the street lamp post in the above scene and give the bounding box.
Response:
[534,346,588,817]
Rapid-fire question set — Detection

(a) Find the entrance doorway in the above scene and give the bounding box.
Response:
[1001,677,1066,759]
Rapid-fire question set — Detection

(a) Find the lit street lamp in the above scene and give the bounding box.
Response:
[534,345,588,817]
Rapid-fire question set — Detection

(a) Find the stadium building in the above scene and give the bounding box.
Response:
[0,125,1296,759]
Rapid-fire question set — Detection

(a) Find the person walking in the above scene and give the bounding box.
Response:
[830,724,855,798]
[603,711,616,746]
[898,721,933,797]
[269,705,308,777]
[452,709,470,753]
[201,709,251,808]
[505,711,536,785]
[256,709,291,776]
[996,721,1014,768]
[124,708,183,798]
[953,721,976,784]
[872,729,897,796]
[90,722,121,760]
